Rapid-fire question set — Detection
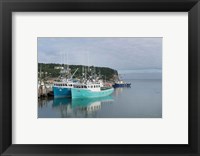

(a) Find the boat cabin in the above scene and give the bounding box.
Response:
[73,84,101,89]
[54,82,74,87]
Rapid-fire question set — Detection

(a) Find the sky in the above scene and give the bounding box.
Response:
[38,37,162,71]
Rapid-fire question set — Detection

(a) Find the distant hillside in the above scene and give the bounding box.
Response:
[38,63,118,81]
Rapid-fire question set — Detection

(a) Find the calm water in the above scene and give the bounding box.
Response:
[38,79,162,118]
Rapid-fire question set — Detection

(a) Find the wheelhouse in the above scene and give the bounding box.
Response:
[73,84,101,89]
[54,83,74,87]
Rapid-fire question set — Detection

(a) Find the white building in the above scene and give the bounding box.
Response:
[54,66,64,70]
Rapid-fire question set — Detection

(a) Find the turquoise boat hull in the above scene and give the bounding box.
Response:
[71,88,114,99]
[53,86,71,98]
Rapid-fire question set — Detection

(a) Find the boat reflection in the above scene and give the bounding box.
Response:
[52,97,71,107]
[52,96,114,118]
[38,97,52,108]
[114,87,124,96]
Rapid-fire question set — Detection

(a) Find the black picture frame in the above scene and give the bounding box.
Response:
[0,0,200,155]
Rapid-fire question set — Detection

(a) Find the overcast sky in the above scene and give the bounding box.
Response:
[38,37,162,71]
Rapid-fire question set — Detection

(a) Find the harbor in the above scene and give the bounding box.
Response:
[38,63,131,99]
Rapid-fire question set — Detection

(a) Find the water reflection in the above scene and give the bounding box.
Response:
[38,97,50,108]
[114,87,124,96]
[39,96,114,118]
[38,79,162,118]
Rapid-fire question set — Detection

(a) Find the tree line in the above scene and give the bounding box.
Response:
[38,63,118,81]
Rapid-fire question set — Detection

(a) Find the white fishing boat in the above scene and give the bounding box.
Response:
[71,81,114,99]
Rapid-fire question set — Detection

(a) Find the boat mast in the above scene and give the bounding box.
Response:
[39,64,42,80]
[66,51,69,71]
[71,68,79,78]
[87,51,89,72]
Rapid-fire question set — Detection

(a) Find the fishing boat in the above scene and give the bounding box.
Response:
[71,82,114,99]
[112,74,131,88]
[53,66,79,98]
[113,80,131,88]
[53,79,77,98]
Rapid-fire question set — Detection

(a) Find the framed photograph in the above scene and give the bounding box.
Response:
[1,0,200,155]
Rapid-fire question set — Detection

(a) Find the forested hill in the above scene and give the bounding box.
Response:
[38,63,118,81]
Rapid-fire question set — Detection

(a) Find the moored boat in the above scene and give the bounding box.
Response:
[71,82,114,99]
[53,79,76,98]
[113,80,131,88]
[53,66,79,98]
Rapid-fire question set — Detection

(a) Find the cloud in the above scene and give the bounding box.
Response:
[38,37,162,70]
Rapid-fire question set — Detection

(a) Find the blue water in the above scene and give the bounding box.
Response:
[38,79,162,118]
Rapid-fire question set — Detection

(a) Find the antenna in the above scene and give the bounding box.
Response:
[64,51,66,68]
[60,51,62,67]
[67,52,69,70]
[87,51,89,72]
[39,64,42,79]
